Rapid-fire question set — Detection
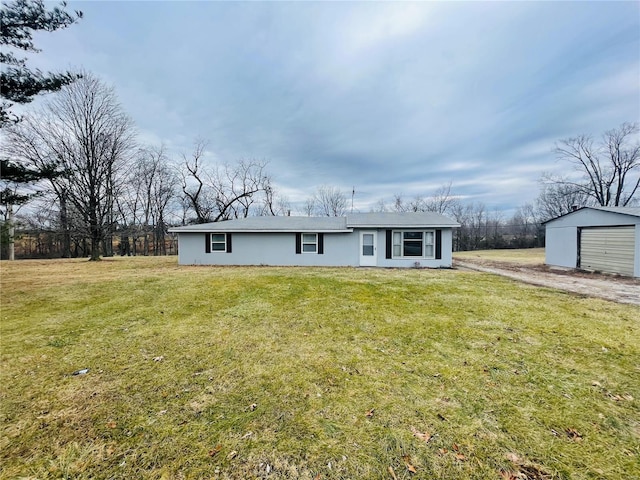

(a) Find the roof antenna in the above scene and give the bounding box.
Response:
[351,186,355,213]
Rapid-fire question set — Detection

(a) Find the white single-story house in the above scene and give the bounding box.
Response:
[543,206,640,277]
[168,212,459,267]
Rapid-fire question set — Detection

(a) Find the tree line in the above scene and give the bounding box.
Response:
[1,1,638,260]
[0,73,286,259]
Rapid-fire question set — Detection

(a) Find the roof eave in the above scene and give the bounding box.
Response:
[168,228,353,233]
[542,206,640,224]
[347,223,460,228]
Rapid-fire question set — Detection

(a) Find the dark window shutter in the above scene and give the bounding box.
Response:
[205,233,211,253]
[386,230,392,259]
[318,233,324,254]
[435,229,442,260]
[226,233,232,253]
[295,233,302,254]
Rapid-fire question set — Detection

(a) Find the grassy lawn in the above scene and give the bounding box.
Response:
[454,248,545,265]
[1,257,638,479]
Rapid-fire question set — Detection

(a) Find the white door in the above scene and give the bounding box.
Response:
[360,231,377,266]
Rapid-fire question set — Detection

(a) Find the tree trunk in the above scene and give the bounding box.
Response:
[8,204,15,261]
[59,192,71,258]
[89,211,101,261]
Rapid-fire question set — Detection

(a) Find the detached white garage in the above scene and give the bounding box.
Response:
[544,206,640,278]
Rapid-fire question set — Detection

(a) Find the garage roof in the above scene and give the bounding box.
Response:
[543,206,640,224]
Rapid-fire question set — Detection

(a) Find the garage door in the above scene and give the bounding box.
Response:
[580,226,635,276]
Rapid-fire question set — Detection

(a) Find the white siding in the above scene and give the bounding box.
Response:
[580,226,635,276]
[544,208,640,277]
[176,228,455,268]
[545,226,577,268]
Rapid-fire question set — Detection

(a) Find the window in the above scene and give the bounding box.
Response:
[302,233,317,253]
[392,230,435,258]
[211,233,226,251]
[424,231,435,258]
[296,233,324,254]
[206,233,232,253]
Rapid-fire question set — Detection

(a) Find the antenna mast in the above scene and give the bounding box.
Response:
[351,186,355,213]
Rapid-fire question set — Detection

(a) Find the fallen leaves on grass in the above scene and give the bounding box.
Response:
[505,452,521,463]
[365,408,375,418]
[208,445,222,457]
[515,464,554,479]
[437,444,466,461]
[387,466,398,480]
[410,426,433,443]
[227,450,237,460]
[607,391,634,401]
[106,421,117,429]
[153,356,164,362]
[402,455,417,473]
[565,428,582,441]
[504,451,554,479]
[591,381,634,402]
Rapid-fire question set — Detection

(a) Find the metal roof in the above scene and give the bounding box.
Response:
[168,212,459,233]
[347,212,460,228]
[168,216,349,233]
[542,206,640,224]
[589,206,640,217]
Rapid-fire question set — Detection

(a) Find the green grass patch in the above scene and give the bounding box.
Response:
[1,257,638,479]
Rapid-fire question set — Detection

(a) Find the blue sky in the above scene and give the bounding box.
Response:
[29,1,640,213]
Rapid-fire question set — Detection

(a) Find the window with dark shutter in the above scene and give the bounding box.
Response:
[318,233,324,254]
[226,233,232,253]
[205,233,211,253]
[435,229,442,260]
[385,230,392,259]
[295,233,302,254]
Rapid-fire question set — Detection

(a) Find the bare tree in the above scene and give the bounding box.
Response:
[451,201,488,251]
[372,198,388,212]
[393,183,458,215]
[392,194,424,212]
[302,197,315,217]
[423,182,459,215]
[179,140,214,223]
[258,185,290,216]
[552,122,639,207]
[313,185,347,217]
[117,145,176,255]
[218,159,272,219]
[180,141,274,223]
[535,178,592,221]
[506,203,543,248]
[393,194,406,212]
[5,73,135,260]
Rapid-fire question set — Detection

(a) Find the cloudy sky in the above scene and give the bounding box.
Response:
[29,1,640,213]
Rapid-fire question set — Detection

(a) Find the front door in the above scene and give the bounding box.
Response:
[359,231,377,266]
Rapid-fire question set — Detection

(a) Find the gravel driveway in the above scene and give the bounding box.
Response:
[455,259,640,306]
